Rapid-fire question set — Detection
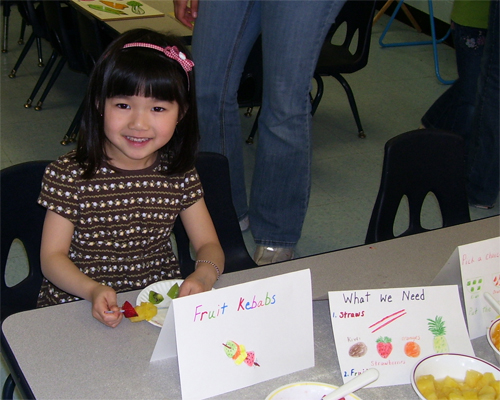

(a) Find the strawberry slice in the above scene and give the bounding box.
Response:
[121,301,138,318]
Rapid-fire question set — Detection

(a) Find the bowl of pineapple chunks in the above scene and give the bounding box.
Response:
[487,318,500,366]
[411,353,500,400]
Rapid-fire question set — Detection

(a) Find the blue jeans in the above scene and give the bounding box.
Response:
[467,0,499,207]
[192,0,346,248]
[421,22,487,154]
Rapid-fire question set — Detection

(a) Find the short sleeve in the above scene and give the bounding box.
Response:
[37,159,81,224]
[180,167,204,210]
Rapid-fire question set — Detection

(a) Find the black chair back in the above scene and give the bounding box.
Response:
[316,0,376,75]
[174,152,258,277]
[311,0,377,138]
[1,161,49,400]
[365,129,471,244]
[1,161,49,320]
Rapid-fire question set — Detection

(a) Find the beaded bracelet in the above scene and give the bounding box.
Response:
[195,259,221,280]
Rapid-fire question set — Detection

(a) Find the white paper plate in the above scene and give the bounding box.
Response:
[136,279,184,327]
[265,381,363,400]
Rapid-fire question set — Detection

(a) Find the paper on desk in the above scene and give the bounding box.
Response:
[70,0,164,21]
[328,285,473,388]
[433,237,500,339]
[151,269,314,400]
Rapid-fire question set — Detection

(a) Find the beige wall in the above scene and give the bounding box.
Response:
[406,0,454,22]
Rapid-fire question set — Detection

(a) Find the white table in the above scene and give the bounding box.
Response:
[2,216,499,399]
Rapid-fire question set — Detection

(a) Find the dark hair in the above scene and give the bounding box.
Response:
[76,29,198,178]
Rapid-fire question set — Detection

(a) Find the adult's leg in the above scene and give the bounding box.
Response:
[192,0,261,221]
[421,22,486,146]
[467,0,499,208]
[249,0,346,248]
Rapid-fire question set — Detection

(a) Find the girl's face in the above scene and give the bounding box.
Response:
[103,95,179,170]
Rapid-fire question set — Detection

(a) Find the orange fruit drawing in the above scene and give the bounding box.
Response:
[404,341,421,357]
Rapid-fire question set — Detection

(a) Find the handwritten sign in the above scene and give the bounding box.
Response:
[151,269,314,400]
[432,237,500,339]
[328,285,473,387]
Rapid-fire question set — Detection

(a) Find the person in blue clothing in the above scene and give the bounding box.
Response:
[174,0,346,265]
[421,0,490,153]
[466,0,499,209]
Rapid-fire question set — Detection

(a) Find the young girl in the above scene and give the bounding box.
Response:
[37,29,224,328]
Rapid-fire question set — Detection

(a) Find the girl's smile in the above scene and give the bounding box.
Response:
[104,95,179,170]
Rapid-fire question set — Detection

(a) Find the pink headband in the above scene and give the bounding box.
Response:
[122,42,194,89]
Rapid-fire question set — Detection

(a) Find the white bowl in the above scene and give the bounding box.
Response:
[411,353,500,400]
[487,318,500,366]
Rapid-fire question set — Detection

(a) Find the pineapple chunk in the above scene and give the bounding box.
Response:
[444,376,461,389]
[417,371,500,400]
[417,375,437,398]
[489,380,500,395]
[478,384,496,400]
[129,302,157,322]
[463,389,479,400]
[477,374,496,391]
[466,370,483,388]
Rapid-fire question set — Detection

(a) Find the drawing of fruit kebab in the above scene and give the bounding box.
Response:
[428,316,449,353]
[223,340,260,367]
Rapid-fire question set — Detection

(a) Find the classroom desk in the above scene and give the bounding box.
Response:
[2,216,499,399]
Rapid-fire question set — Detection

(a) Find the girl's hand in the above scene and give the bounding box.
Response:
[173,0,198,29]
[178,264,217,297]
[91,285,123,328]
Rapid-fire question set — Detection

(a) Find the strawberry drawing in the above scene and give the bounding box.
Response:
[376,336,392,358]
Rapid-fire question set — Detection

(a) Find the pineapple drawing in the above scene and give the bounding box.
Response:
[427,316,449,353]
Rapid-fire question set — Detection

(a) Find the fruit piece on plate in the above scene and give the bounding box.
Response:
[121,301,138,318]
[167,282,180,299]
[148,290,164,305]
[129,302,158,322]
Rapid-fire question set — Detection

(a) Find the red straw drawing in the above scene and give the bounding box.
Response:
[369,309,407,333]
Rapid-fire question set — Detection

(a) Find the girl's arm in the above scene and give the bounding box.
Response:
[178,198,224,296]
[40,210,123,328]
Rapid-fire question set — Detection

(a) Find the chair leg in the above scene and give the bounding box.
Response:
[24,50,58,108]
[8,31,35,78]
[35,36,43,67]
[2,374,15,400]
[18,16,26,44]
[332,72,366,139]
[311,73,324,116]
[61,99,84,145]
[246,106,261,144]
[2,1,11,53]
[34,57,67,111]
[378,0,454,85]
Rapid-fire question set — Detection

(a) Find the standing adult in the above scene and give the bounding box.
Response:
[421,0,490,155]
[174,0,346,265]
[467,0,499,209]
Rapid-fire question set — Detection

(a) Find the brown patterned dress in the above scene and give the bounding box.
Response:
[36,150,203,307]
